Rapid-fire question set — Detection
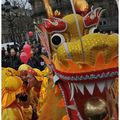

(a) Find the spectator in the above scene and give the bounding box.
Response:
[2,50,10,67]
[34,44,41,56]
[34,45,46,71]
[27,50,38,68]
[11,45,18,52]
[19,42,25,51]
[2,47,5,58]
[27,49,45,70]
[16,51,20,57]
[8,48,22,70]
[7,44,11,53]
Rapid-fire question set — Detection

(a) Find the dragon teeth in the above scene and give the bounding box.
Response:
[53,74,59,83]
[73,83,78,93]
[77,83,84,95]
[85,83,95,95]
[68,80,110,101]
[70,83,74,101]
[106,79,114,90]
[67,104,77,110]
[97,81,106,93]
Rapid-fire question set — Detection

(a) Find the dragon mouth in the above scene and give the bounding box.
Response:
[41,54,118,120]
[53,66,118,120]
[58,82,110,120]
[51,57,118,120]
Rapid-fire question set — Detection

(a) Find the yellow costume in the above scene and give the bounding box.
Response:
[29,87,39,110]
[38,79,67,120]
[18,64,31,71]
[2,67,20,89]
[24,67,49,118]
[21,106,33,120]
[2,76,25,120]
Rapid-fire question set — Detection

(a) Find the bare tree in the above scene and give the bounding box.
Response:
[2,0,34,44]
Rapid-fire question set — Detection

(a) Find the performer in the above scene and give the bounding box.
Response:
[2,76,26,120]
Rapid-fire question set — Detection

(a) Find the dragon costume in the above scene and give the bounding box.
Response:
[35,2,118,120]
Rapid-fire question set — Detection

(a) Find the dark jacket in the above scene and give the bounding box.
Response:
[27,55,46,71]
[2,55,10,67]
[8,55,22,70]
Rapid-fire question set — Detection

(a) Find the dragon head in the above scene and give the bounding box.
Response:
[36,12,118,120]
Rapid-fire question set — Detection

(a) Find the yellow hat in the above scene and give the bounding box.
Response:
[2,68,21,89]
[2,76,23,109]
[6,67,19,76]
[18,64,31,71]
[4,76,23,91]
[2,68,12,77]
[33,68,43,76]
[2,69,12,89]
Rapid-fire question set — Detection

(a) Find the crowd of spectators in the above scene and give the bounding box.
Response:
[2,30,115,70]
[2,41,46,71]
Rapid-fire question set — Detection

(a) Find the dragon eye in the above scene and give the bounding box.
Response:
[51,33,65,47]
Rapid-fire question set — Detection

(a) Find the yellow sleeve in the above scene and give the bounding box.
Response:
[21,105,33,120]
[29,88,38,109]
[2,107,25,120]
